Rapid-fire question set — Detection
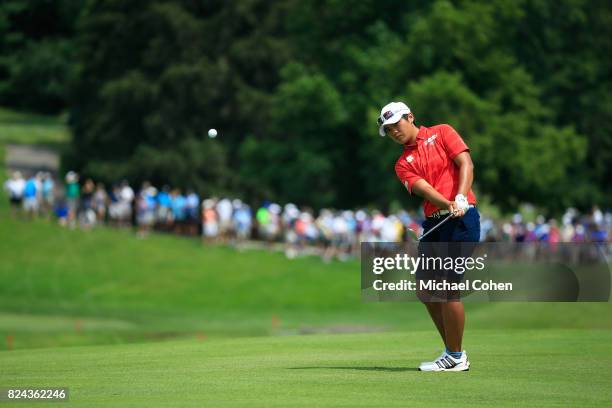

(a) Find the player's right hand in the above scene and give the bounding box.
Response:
[448,202,465,218]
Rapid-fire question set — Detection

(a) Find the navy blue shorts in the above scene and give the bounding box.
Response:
[416,208,481,285]
[421,207,481,243]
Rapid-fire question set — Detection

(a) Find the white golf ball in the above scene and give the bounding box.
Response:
[208,128,217,138]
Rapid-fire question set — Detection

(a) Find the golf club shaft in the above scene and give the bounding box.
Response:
[418,213,454,241]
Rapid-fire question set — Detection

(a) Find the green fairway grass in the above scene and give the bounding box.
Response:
[1,330,611,407]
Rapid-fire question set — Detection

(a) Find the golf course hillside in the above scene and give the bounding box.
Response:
[2,211,612,406]
[1,109,612,407]
[1,212,612,350]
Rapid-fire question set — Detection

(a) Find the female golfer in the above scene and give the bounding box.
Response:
[378,101,480,371]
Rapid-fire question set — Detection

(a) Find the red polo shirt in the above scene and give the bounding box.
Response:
[395,124,477,217]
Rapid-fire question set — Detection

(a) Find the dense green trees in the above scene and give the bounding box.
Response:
[1,0,609,212]
[0,0,79,113]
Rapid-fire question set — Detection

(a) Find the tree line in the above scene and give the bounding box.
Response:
[1,0,610,213]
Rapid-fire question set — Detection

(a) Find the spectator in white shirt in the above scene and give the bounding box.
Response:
[4,171,25,218]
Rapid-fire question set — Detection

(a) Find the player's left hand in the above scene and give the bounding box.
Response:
[450,194,469,218]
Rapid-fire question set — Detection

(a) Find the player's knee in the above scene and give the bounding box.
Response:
[416,289,432,303]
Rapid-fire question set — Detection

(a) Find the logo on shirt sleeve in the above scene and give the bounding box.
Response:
[406,155,414,163]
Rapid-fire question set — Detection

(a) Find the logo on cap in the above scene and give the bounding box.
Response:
[378,110,395,126]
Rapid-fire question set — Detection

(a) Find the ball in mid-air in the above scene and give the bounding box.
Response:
[208,128,217,138]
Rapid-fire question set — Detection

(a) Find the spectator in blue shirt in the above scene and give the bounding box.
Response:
[23,174,39,217]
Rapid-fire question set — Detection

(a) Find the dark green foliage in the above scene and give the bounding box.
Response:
[2,0,610,211]
[0,0,79,113]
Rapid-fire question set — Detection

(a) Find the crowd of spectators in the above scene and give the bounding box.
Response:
[4,170,611,261]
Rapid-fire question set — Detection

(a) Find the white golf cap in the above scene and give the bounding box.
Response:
[377,101,410,136]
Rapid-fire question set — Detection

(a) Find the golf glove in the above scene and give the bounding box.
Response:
[454,194,469,211]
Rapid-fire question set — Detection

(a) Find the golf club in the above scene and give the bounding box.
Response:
[407,212,456,241]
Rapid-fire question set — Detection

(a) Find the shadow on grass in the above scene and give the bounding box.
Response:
[289,366,418,372]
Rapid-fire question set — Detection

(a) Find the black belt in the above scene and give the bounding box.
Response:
[428,205,475,219]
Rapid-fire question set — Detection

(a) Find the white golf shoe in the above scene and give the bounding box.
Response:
[418,350,446,371]
[418,350,470,371]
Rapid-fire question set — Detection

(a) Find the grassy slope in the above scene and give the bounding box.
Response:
[0,107,69,145]
[1,214,612,350]
[1,330,611,407]
[0,215,426,348]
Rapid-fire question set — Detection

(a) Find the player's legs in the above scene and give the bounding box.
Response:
[417,210,479,369]
[423,302,446,345]
[417,220,448,347]
[443,209,479,352]
[441,301,464,352]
